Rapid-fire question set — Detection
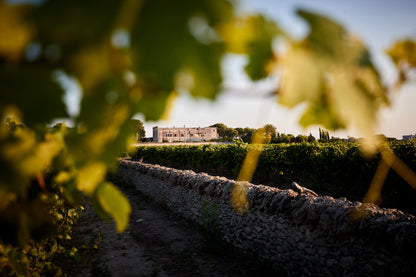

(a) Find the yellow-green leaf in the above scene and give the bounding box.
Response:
[96,182,131,233]
[76,162,107,195]
[277,9,389,135]
[386,39,416,68]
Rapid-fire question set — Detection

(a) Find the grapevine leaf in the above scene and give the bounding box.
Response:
[129,0,232,120]
[218,15,281,80]
[386,39,416,86]
[69,76,136,166]
[278,9,389,134]
[75,162,107,195]
[386,39,416,68]
[244,16,280,81]
[31,0,122,47]
[0,128,64,196]
[96,182,131,233]
[8,248,29,277]
[0,66,68,126]
[0,2,33,61]
[133,90,175,121]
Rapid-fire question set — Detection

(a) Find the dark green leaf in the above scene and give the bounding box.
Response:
[245,16,280,80]
[31,0,122,47]
[0,66,68,126]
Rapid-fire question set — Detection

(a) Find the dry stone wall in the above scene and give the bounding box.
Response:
[118,159,416,276]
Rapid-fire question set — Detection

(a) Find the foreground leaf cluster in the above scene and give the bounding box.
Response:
[0,0,278,274]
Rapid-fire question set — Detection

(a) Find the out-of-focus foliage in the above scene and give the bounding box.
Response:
[386,39,416,88]
[275,10,390,135]
[386,39,416,68]
[219,15,281,80]
[0,0,280,273]
[0,1,33,61]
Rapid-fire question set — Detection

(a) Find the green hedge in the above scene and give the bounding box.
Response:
[131,141,416,213]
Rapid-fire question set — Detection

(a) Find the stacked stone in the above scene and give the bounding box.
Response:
[119,159,416,276]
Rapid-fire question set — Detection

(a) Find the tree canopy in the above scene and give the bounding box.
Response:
[132,119,146,141]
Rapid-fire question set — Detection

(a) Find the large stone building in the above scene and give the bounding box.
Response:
[153,126,219,143]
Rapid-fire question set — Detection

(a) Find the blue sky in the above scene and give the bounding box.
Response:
[140,0,416,139]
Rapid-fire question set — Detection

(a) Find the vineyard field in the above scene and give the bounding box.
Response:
[131,141,416,213]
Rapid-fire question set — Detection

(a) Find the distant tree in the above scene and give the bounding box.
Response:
[261,124,277,143]
[308,133,316,142]
[225,128,238,139]
[319,128,330,140]
[295,135,308,143]
[275,133,294,143]
[386,137,398,142]
[263,124,277,136]
[244,127,253,134]
[329,136,342,143]
[276,134,287,143]
[210,123,227,138]
[241,130,253,143]
[235,127,243,135]
[132,119,146,142]
[347,136,356,142]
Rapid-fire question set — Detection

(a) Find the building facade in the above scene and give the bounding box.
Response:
[403,134,416,140]
[153,126,219,143]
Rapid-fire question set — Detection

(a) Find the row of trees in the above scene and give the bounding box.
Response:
[209,123,402,144]
[210,123,321,144]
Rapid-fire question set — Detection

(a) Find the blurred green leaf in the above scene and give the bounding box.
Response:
[386,39,416,68]
[31,0,121,47]
[296,9,346,59]
[0,126,64,200]
[278,9,389,134]
[0,1,33,61]
[133,90,174,121]
[245,16,280,80]
[386,39,416,86]
[8,249,29,277]
[130,0,232,109]
[96,182,131,233]
[0,66,68,126]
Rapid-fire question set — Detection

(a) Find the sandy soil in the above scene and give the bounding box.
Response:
[61,180,280,277]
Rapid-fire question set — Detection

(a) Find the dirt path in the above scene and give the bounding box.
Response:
[62,180,278,276]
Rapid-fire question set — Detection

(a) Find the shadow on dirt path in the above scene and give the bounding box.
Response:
[61,178,281,277]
